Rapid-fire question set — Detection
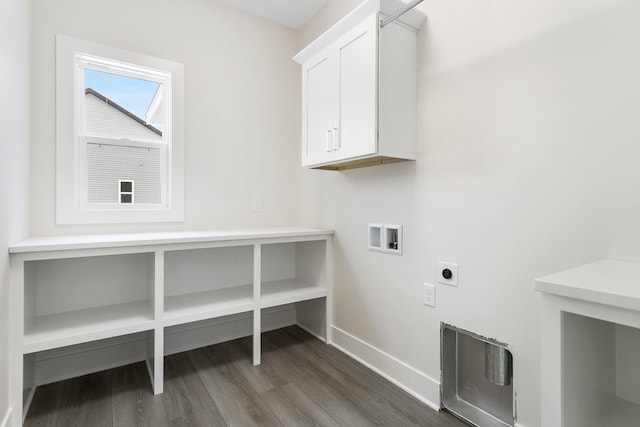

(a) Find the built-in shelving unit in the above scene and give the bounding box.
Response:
[9,227,333,426]
[536,259,640,427]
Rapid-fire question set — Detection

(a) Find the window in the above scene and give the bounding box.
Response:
[118,180,134,204]
[56,35,184,224]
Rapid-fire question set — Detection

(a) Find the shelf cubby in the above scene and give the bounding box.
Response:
[260,239,329,339]
[23,253,155,354]
[163,245,254,326]
[261,240,327,291]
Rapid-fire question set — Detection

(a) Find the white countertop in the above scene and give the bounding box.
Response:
[535,259,640,312]
[9,227,334,254]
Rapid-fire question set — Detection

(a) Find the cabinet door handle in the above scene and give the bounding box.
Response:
[326,129,333,152]
[333,128,340,151]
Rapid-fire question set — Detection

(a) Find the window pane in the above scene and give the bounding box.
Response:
[87,143,161,204]
[83,69,163,139]
[120,194,133,204]
[120,181,132,192]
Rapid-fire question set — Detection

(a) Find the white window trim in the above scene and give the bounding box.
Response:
[56,34,184,224]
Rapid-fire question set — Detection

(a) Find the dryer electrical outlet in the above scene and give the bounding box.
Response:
[438,261,459,287]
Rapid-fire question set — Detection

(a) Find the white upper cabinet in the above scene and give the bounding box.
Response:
[294,0,425,171]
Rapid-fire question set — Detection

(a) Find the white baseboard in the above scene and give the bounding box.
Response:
[330,325,441,411]
[330,327,532,426]
[0,408,12,427]
[32,305,296,386]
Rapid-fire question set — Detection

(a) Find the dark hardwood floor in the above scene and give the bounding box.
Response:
[25,326,468,427]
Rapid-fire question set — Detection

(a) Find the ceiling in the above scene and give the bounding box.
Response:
[222,0,329,29]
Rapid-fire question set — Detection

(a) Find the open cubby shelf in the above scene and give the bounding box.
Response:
[261,279,327,309]
[23,300,154,354]
[10,227,333,424]
[164,285,254,326]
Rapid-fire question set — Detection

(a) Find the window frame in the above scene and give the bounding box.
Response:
[78,56,168,210]
[56,34,184,224]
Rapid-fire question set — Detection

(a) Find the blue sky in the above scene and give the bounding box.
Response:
[85,69,159,121]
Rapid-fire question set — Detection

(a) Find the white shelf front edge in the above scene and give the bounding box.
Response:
[10,227,333,254]
[535,259,640,312]
[24,300,154,354]
[164,285,254,327]
[261,279,328,309]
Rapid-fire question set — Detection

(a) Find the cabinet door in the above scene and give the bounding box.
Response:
[334,14,378,161]
[302,50,335,167]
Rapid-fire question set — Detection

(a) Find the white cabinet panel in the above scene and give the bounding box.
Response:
[303,52,334,166]
[335,16,377,161]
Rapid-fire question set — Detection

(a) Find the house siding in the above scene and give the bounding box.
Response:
[87,142,161,204]
[84,91,161,140]
[84,91,162,204]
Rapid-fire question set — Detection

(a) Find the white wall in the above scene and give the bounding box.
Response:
[298,0,640,425]
[30,0,302,235]
[0,0,30,422]
[22,0,640,425]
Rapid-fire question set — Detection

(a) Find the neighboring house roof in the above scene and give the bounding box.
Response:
[85,88,162,137]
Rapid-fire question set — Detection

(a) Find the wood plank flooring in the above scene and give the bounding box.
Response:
[25,326,468,427]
